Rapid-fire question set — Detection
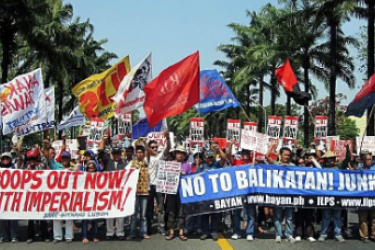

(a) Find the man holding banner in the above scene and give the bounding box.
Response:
[266,142,295,243]
[98,136,127,240]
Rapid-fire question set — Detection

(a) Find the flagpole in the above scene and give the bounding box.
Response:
[360,105,375,153]
[239,105,252,123]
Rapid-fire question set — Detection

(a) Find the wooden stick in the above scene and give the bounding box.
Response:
[240,105,252,122]
[359,105,375,154]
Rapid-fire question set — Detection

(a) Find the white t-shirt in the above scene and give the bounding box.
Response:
[147,152,164,185]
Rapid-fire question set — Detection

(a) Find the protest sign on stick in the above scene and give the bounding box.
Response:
[87,118,105,153]
[226,119,241,146]
[190,118,204,146]
[282,116,299,150]
[314,116,328,151]
[240,129,257,151]
[118,113,132,148]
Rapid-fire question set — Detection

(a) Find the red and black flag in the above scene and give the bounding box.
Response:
[275,60,311,105]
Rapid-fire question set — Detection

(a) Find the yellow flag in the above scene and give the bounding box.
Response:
[72,56,131,120]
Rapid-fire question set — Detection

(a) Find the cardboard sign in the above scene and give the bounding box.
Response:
[240,129,257,151]
[282,116,298,150]
[147,132,175,152]
[156,160,181,194]
[226,119,241,146]
[190,118,204,146]
[87,118,105,153]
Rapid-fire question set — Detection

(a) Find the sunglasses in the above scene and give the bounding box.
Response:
[151,146,158,149]
[298,161,305,164]
[28,157,38,161]
[1,157,11,160]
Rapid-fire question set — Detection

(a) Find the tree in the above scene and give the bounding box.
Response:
[311,0,358,136]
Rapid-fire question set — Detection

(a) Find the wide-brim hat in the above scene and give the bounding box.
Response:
[175,145,187,154]
[322,150,336,159]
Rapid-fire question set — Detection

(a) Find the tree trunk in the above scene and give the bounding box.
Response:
[303,62,310,147]
[328,23,337,136]
[270,71,277,115]
[1,38,10,83]
[258,75,264,132]
[367,0,375,136]
[246,83,250,115]
[286,96,291,115]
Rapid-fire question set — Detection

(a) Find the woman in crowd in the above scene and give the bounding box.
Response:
[165,146,192,241]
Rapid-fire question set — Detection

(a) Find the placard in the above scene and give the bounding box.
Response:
[282,116,298,149]
[190,118,204,146]
[226,119,241,146]
[87,118,105,153]
[156,160,181,194]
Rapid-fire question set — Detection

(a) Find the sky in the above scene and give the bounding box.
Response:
[68,0,366,107]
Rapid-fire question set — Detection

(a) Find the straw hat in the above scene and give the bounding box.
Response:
[322,150,336,159]
[175,145,187,154]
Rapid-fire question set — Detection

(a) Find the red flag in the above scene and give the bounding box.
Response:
[143,51,200,127]
[275,60,298,92]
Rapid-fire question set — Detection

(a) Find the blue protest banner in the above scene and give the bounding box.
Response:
[179,164,375,215]
[194,70,240,114]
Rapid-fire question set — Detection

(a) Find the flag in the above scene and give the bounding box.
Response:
[1,68,45,135]
[194,69,240,114]
[113,53,152,114]
[345,73,375,117]
[132,118,163,140]
[275,60,311,105]
[72,56,131,120]
[14,87,55,136]
[57,106,86,131]
[143,51,200,127]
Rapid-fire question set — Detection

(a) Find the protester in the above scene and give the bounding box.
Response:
[357,151,375,243]
[127,145,151,240]
[79,150,101,171]
[141,133,171,235]
[198,142,227,241]
[318,150,345,243]
[165,146,191,241]
[48,151,74,243]
[98,137,127,240]
[81,160,99,243]
[184,152,203,235]
[0,150,21,243]
[266,142,295,243]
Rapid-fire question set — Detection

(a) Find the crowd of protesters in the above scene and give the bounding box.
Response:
[0,132,373,245]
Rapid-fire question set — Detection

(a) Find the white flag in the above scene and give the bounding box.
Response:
[1,68,44,135]
[113,53,152,114]
[57,106,86,131]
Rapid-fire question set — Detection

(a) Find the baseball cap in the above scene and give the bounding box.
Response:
[61,151,71,158]
[1,152,12,159]
[26,150,39,159]
[204,150,214,158]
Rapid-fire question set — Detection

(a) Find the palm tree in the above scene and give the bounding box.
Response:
[311,0,358,136]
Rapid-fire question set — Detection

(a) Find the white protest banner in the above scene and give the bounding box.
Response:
[256,133,268,155]
[240,129,257,151]
[87,118,105,153]
[0,169,138,220]
[356,136,375,155]
[314,116,328,151]
[282,116,299,150]
[190,118,204,146]
[226,119,241,146]
[156,160,181,194]
[15,87,55,136]
[1,68,44,135]
[57,106,85,131]
[243,122,257,132]
[114,53,152,114]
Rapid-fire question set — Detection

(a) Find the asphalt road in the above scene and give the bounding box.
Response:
[1,210,374,250]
